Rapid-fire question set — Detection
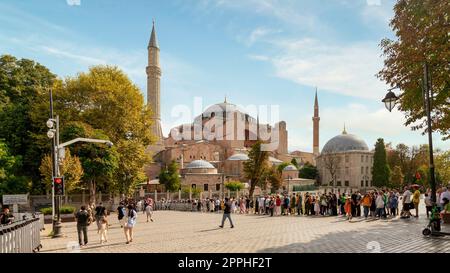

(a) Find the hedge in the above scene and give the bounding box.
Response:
[40,206,76,215]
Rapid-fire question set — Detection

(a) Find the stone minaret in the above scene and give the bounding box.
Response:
[312,88,320,156]
[147,20,163,145]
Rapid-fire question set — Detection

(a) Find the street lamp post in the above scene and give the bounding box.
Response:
[382,62,437,204]
[46,89,114,238]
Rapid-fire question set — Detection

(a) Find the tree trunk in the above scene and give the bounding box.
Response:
[249,179,256,199]
[89,179,96,205]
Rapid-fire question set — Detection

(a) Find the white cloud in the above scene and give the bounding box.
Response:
[245,27,278,46]
[253,38,388,100]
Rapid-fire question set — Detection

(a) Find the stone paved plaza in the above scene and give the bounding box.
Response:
[40,207,450,253]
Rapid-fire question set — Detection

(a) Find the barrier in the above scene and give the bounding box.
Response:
[0,214,43,253]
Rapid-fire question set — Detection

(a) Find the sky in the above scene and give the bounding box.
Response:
[0,0,448,152]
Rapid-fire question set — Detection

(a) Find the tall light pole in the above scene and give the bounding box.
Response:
[382,62,437,204]
[46,89,114,237]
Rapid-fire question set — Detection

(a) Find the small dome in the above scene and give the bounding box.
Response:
[322,132,369,153]
[269,156,283,165]
[227,153,250,161]
[283,164,298,171]
[185,160,216,169]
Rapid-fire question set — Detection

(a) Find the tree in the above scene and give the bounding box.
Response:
[290,158,299,169]
[243,141,269,198]
[390,166,404,189]
[159,161,180,192]
[224,181,245,192]
[181,185,202,199]
[52,65,154,145]
[322,154,341,186]
[60,122,119,203]
[263,166,282,192]
[299,162,319,180]
[0,55,56,193]
[435,150,450,186]
[378,0,450,140]
[115,139,150,196]
[372,138,391,187]
[39,149,84,194]
[0,140,30,195]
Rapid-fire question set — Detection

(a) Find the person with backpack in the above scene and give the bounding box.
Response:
[219,197,234,228]
[117,202,126,228]
[75,206,90,246]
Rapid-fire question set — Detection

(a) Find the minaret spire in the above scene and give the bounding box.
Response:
[342,123,347,134]
[312,87,320,156]
[149,19,159,48]
[147,19,163,149]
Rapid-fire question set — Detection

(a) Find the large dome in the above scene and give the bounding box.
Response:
[227,153,250,161]
[185,160,216,169]
[322,131,369,153]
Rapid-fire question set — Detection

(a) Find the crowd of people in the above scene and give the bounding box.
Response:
[71,185,450,247]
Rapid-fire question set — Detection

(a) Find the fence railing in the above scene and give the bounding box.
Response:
[0,213,44,253]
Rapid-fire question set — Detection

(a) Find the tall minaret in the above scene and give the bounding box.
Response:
[312,88,320,156]
[147,20,163,146]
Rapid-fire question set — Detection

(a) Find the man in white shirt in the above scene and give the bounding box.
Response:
[440,186,450,210]
[401,186,412,218]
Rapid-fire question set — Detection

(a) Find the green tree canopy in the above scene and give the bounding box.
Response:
[0,140,30,195]
[243,141,269,198]
[0,55,56,193]
[390,165,404,189]
[378,0,450,140]
[372,138,391,187]
[299,162,319,180]
[224,181,245,192]
[159,161,180,192]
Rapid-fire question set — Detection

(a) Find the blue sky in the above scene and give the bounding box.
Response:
[0,0,448,152]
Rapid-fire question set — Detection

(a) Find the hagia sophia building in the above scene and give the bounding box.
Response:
[143,22,374,194]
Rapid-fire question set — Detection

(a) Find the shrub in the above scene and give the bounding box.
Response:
[40,206,76,215]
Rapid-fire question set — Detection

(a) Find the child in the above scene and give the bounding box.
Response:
[314,198,320,216]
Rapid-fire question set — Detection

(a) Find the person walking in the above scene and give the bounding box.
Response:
[75,206,90,247]
[219,197,234,228]
[412,186,421,218]
[117,202,126,228]
[146,198,154,222]
[124,204,137,244]
[98,214,108,244]
[95,202,107,233]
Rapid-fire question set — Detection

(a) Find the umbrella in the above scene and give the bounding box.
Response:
[411,184,420,188]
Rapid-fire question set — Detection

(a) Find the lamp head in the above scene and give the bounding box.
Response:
[46,119,54,128]
[47,130,55,139]
[382,90,399,112]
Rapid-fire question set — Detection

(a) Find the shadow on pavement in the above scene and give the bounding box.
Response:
[256,220,450,253]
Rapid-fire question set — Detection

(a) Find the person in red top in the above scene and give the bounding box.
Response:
[275,196,281,216]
